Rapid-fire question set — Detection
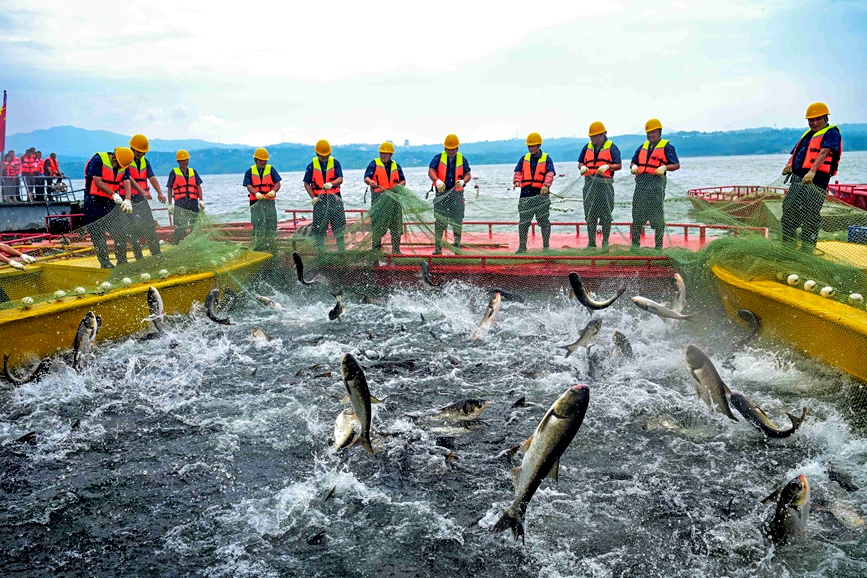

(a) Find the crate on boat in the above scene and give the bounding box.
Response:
[848,226,867,244]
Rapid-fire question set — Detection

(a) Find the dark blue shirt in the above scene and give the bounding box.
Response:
[302,158,343,184]
[631,142,679,166]
[791,126,842,187]
[428,153,472,189]
[86,153,130,180]
[166,168,203,190]
[513,153,556,197]
[364,160,406,183]
[578,143,622,166]
[243,165,283,186]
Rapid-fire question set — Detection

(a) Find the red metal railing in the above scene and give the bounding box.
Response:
[828,183,867,211]
[687,185,787,201]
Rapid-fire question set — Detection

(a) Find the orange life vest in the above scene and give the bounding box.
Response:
[582,140,614,177]
[371,158,401,191]
[311,157,340,195]
[4,156,20,177]
[45,157,59,176]
[789,125,842,176]
[248,164,275,201]
[32,157,43,175]
[21,154,37,174]
[635,139,669,175]
[436,152,465,192]
[127,157,150,195]
[171,167,199,201]
[85,152,124,199]
[520,152,549,188]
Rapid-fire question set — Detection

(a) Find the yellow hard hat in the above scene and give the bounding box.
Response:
[644,118,663,132]
[129,134,149,153]
[443,134,460,149]
[254,147,269,161]
[588,121,607,137]
[379,141,395,154]
[805,102,830,119]
[315,139,332,156]
[114,147,134,169]
[176,149,190,161]
[525,132,543,146]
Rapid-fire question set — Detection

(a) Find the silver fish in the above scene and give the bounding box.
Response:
[340,353,383,456]
[729,392,807,438]
[733,309,760,347]
[673,273,687,314]
[436,399,488,421]
[255,294,284,311]
[328,290,346,322]
[471,292,501,341]
[612,331,634,358]
[632,296,694,321]
[568,272,625,311]
[421,260,441,287]
[72,311,100,370]
[3,354,51,385]
[147,286,167,334]
[205,289,234,325]
[684,345,737,420]
[292,251,316,285]
[560,318,602,358]
[250,327,271,343]
[491,384,590,543]
[763,474,810,544]
[331,408,358,452]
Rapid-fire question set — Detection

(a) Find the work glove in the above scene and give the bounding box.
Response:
[198,200,205,210]
[597,164,610,175]
[167,203,174,215]
[580,166,589,176]
[20,254,36,264]
[311,196,320,206]
[654,166,667,176]
[435,179,445,193]
[112,193,123,205]
[782,165,793,176]
[8,260,24,270]
[455,179,465,189]
[630,166,639,175]
[323,183,333,190]
[802,171,816,185]
[540,186,550,196]
[266,191,276,199]
[121,199,133,214]
[255,193,266,200]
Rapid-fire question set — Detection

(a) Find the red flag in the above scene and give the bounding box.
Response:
[0,91,6,153]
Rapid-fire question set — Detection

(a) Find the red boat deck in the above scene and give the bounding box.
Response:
[828,183,867,211]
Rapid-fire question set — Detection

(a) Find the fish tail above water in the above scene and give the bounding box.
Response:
[491,503,527,543]
[292,251,316,285]
[568,272,625,311]
[205,289,235,325]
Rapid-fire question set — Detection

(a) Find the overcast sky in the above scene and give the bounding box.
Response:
[2,0,864,146]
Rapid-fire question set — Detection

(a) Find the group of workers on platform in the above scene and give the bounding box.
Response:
[1,148,65,202]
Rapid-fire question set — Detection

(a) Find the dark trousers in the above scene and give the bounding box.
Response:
[518,194,551,250]
[433,190,465,250]
[631,174,666,249]
[583,176,614,246]
[251,199,279,252]
[781,175,826,248]
[370,191,403,251]
[2,177,20,202]
[33,175,46,202]
[127,198,162,258]
[84,194,129,268]
[172,198,200,244]
[21,173,37,200]
[312,194,346,251]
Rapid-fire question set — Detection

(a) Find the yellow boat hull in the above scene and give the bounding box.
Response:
[0,250,271,368]
[712,264,867,383]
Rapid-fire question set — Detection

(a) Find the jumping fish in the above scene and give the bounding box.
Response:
[683,345,738,420]
[632,296,694,321]
[489,288,525,303]
[733,309,760,347]
[331,408,358,452]
[612,331,634,358]
[729,392,807,438]
[204,289,234,325]
[255,294,284,311]
[72,311,100,370]
[340,352,383,456]
[250,327,271,343]
[559,319,602,358]
[3,354,51,385]
[568,272,625,311]
[146,286,168,334]
[436,399,488,421]
[328,290,346,322]
[471,292,501,341]
[491,384,590,543]
[763,474,810,544]
[421,261,441,287]
[292,251,316,285]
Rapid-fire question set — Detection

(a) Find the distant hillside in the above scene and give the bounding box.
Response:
[33,124,867,178]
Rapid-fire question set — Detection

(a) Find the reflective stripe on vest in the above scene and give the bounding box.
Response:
[372,158,401,190]
[436,152,464,192]
[792,125,841,176]
[249,164,275,200]
[171,167,199,200]
[4,157,20,177]
[636,139,669,174]
[520,152,549,188]
[128,157,150,193]
[45,157,59,176]
[583,140,614,177]
[311,157,340,195]
[86,152,124,198]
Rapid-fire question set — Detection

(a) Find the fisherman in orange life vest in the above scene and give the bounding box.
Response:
[167,150,204,244]
[83,147,135,268]
[780,102,843,250]
[629,118,680,249]
[303,140,346,252]
[513,132,555,253]
[244,147,282,251]
[20,148,38,201]
[43,152,63,198]
[363,141,406,253]
[123,134,165,259]
[32,151,45,201]
[428,134,472,254]
[2,150,21,202]
[578,122,622,248]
